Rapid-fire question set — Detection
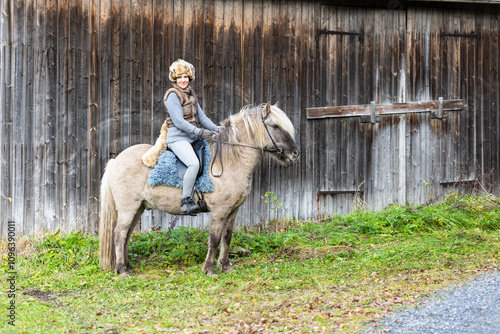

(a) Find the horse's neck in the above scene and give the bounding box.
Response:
[211,133,263,180]
[232,145,263,178]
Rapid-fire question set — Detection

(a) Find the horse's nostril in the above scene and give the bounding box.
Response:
[293,149,299,157]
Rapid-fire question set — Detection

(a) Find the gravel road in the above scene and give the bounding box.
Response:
[363,272,500,334]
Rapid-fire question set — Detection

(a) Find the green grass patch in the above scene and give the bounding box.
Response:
[1,193,499,333]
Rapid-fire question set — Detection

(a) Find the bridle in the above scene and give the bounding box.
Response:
[261,114,283,158]
[210,115,283,177]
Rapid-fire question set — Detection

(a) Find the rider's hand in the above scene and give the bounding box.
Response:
[197,128,216,140]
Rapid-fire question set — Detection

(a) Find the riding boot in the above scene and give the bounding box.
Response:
[180,196,201,216]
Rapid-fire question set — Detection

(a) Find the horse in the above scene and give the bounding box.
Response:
[98,102,300,275]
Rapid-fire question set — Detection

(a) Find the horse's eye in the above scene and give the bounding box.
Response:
[272,124,279,129]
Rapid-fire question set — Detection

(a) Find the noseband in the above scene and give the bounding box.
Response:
[210,115,283,177]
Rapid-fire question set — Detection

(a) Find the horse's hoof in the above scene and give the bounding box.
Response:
[202,264,218,276]
[217,262,235,273]
[222,266,234,273]
[116,263,128,276]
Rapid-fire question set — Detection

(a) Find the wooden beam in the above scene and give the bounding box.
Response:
[307,99,465,119]
[440,179,479,186]
[317,190,364,196]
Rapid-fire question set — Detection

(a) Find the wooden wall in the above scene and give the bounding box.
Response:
[1,0,499,235]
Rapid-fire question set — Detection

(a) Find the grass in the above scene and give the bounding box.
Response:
[1,193,499,333]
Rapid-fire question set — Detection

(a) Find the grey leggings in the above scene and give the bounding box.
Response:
[168,140,200,199]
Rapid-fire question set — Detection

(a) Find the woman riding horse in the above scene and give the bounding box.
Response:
[99,102,300,275]
[164,59,219,215]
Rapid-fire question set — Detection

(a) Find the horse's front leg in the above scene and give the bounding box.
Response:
[202,211,228,275]
[217,208,239,273]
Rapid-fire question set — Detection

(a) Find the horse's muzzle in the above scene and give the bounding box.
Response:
[281,148,300,165]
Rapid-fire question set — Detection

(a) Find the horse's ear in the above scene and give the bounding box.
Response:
[273,101,279,108]
[263,102,272,118]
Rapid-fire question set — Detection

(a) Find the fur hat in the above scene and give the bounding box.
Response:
[168,59,195,82]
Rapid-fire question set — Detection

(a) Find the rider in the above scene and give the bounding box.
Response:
[164,59,219,216]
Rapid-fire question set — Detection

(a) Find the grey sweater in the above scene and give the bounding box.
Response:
[164,93,219,144]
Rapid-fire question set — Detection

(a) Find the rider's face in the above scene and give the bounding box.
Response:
[176,74,190,89]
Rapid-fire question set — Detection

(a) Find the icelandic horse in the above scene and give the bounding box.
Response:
[99,102,300,275]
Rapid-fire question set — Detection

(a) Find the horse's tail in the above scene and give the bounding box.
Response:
[99,159,117,270]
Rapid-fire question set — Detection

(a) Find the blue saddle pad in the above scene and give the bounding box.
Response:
[147,140,214,193]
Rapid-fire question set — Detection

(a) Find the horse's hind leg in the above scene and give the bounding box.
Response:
[114,209,141,275]
[124,207,145,269]
[217,208,239,273]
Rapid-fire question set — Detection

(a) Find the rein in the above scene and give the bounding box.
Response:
[210,116,283,177]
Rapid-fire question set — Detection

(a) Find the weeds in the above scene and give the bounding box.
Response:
[129,226,209,267]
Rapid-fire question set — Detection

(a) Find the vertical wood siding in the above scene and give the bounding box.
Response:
[1,0,499,234]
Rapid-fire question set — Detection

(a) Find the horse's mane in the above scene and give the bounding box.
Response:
[210,104,295,166]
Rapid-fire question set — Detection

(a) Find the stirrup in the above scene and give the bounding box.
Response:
[180,197,201,216]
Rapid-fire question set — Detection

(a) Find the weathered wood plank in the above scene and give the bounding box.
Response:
[119,0,131,149]
[487,7,500,189]
[108,0,121,159]
[307,99,465,119]
[53,1,69,228]
[238,0,248,107]
[45,0,58,230]
[12,0,26,232]
[67,0,79,227]
[22,0,36,233]
[259,1,273,103]
[298,1,312,219]
[285,1,298,219]
[99,0,111,164]
[78,0,91,231]
[273,1,285,218]
[200,0,213,119]
[192,0,203,103]
[88,0,100,233]
[130,0,142,147]
[152,0,165,135]
[56,0,70,230]
[222,0,234,119]
[31,0,47,232]
[142,0,153,143]
[0,0,13,233]
[212,0,223,121]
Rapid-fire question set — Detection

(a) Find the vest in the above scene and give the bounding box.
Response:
[164,84,199,128]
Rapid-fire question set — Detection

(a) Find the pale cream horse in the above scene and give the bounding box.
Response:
[99,102,300,275]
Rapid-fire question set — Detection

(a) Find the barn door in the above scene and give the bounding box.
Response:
[313,6,479,215]
[438,12,478,186]
[407,8,478,188]
[314,5,366,215]
[313,6,406,214]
